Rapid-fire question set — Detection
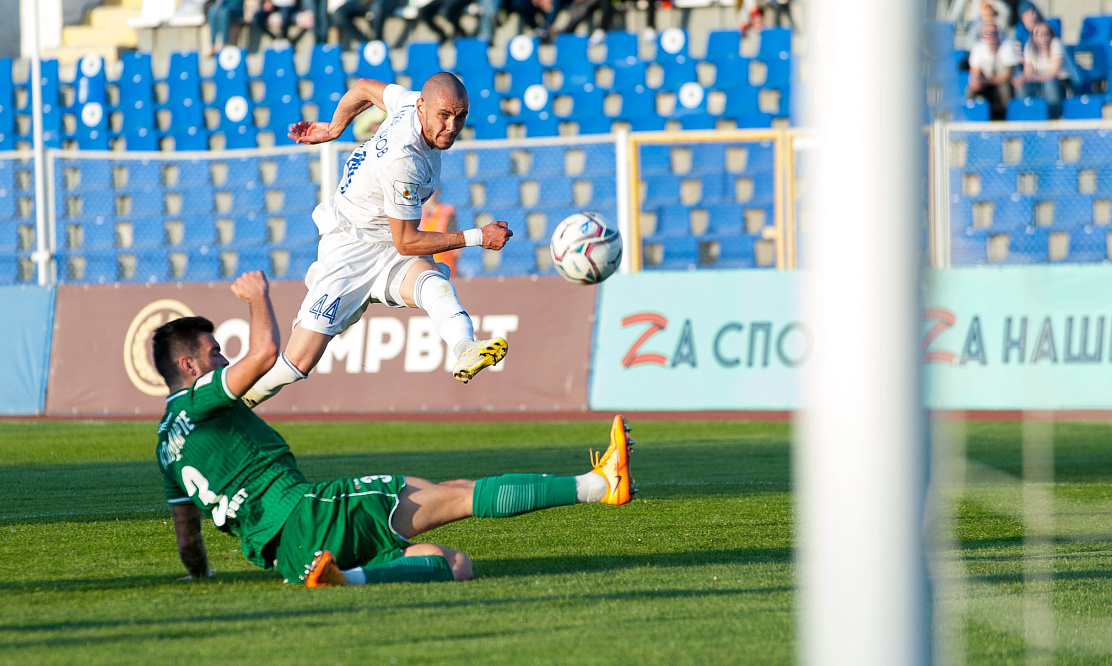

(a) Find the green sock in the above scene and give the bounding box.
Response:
[471,474,577,518]
[359,555,455,584]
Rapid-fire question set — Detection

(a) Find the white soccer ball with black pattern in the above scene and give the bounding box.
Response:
[549,212,623,284]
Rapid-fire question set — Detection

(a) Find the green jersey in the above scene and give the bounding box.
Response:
[156,366,308,568]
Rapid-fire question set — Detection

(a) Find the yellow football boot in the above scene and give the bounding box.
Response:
[453,338,509,383]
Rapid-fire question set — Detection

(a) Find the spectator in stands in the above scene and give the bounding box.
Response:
[331,0,401,45]
[507,0,546,37]
[964,0,1010,50]
[253,0,302,46]
[966,23,1018,120]
[475,0,504,42]
[1013,20,1067,118]
[552,0,619,45]
[207,0,246,54]
[1015,1,1083,91]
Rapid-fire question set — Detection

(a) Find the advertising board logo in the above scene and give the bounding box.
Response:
[123,299,195,396]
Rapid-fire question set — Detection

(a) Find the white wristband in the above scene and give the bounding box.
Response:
[463,228,483,247]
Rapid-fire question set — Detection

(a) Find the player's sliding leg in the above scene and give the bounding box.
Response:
[400,259,509,384]
[241,326,330,408]
[306,545,469,588]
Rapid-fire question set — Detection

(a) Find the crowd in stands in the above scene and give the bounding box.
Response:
[957,0,1103,121]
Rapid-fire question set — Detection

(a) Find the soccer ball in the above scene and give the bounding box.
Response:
[549,212,623,285]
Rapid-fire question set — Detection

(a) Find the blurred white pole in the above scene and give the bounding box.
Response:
[27,0,50,286]
[798,0,930,664]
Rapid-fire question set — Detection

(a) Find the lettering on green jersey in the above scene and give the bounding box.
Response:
[158,410,195,467]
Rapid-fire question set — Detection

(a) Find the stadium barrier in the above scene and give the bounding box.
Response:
[591,264,1112,411]
[0,285,54,415]
[44,276,594,416]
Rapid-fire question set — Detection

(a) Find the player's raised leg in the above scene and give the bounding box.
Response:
[241,325,329,408]
[399,258,508,384]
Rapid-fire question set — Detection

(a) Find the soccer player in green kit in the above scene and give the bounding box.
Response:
[154,271,634,587]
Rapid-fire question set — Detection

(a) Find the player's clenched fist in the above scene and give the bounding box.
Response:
[230,271,270,302]
[287,121,336,145]
[481,220,514,250]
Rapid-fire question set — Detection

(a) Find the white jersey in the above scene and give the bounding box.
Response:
[312,84,442,243]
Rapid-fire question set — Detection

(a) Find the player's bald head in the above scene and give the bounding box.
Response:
[421,72,468,106]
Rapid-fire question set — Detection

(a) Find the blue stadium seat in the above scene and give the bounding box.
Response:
[745,141,776,172]
[711,56,751,91]
[733,110,774,128]
[280,186,318,213]
[654,205,690,237]
[518,84,559,137]
[457,245,483,277]
[689,144,727,174]
[165,51,205,130]
[260,47,302,144]
[0,58,13,149]
[651,236,698,270]
[760,54,792,88]
[553,33,594,93]
[653,28,697,92]
[1007,97,1049,121]
[713,235,757,268]
[502,35,544,97]
[441,148,465,175]
[223,157,260,188]
[737,172,776,205]
[469,112,508,140]
[72,55,110,149]
[1068,45,1109,95]
[174,185,216,214]
[236,246,272,273]
[309,45,354,141]
[355,40,394,81]
[179,216,219,247]
[70,161,113,189]
[1078,131,1112,167]
[1078,15,1112,48]
[963,132,1004,167]
[405,41,442,88]
[0,222,19,252]
[536,175,575,206]
[604,31,638,67]
[950,228,992,265]
[129,217,165,247]
[990,195,1036,229]
[129,189,164,217]
[283,215,320,243]
[621,86,665,131]
[705,203,745,235]
[565,86,610,134]
[213,47,251,109]
[671,83,716,130]
[73,55,108,107]
[642,174,682,207]
[720,82,763,122]
[78,218,117,249]
[127,248,171,283]
[492,240,537,275]
[757,28,791,62]
[35,59,63,148]
[580,143,617,176]
[1063,94,1105,120]
[973,166,1021,198]
[439,178,471,206]
[705,30,741,66]
[586,175,616,206]
[1022,132,1060,166]
[468,87,502,117]
[958,97,991,122]
[640,144,671,175]
[456,61,496,93]
[609,58,647,91]
[697,173,730,203]
[1066,227,1108,263]
[271,152,313,186]
[234,212,269,244]
[282,244,317,277]
[527,145,564,176]
[186,248,223,280]
[1052,195,1094,228]
[229,185,265,216]
[453,37,491,73]
[482,177,520,207]
[1037,164,1079,195]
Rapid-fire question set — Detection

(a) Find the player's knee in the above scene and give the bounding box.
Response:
[450,550,473,581]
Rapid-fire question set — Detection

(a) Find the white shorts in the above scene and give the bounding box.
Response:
[294,226,428,336]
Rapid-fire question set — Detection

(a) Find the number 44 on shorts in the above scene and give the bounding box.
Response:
[309,294,340,324]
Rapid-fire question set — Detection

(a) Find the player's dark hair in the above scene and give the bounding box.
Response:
[152,316,215,385]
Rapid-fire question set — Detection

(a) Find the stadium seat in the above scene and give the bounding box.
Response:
[35,59,63,148]
[642,174,682,208]
[456,245,483,277]
[309,45,354,141]
[745,141,776,172]
[405,41,442,88]
[283,215,321,243]
[179,216,219,247]
[959,98,991,122]
[0,222,19,252]
[553,33,594,93]
[129,217,166,247]
[609,58,647,91]
[0,58,13,149]
[236,246,272,273]
[355,40,395,82]
[1007,97,1049,121]
[1037,164,1079,196]
[705,203,745,235]
[536,175,575,207]
[1021,132,1060,166]
[441,150,466,177]
[720,82,762,119]
[213,47,251,109]
[282,244,317,278]
[760,54,792,88]
[127,248,171,283]
[186,247,223,280]
[757,28,791,62]
[71,161,113,189]
[439,178,471,206]
[518,84,559,137]
[456,61,497,93]
[492,240,537,275]
[604,30,639,67]
[671,83,716,130]
[639,144,672,175]
[279,186,318,214]
[620,86,666,131]
[1078,15,1112,48]
[988,195,1036,230]
[260,47,302,144]
[713,234,757,268]
[525,145,562,176]
[271,152,313,186]
[469,112,508,140]
[234,212,269,244]
[586,175,616,207]
[481,177,520,207]
[705,30,741,66]
[223,157,261,188]
[652,28,697,92]
[73,55,109,107]
[579,143,617,176]
[128,189,164,218]
[1067,45,1109,95]
[565,86,610,134]
[1078,131,1112,167]
[502,35,544,97]
[653,205,691,237]
[711,56,751,91]
[77,218,117,249]
[689,144,727,174]
[453,37,491,73]
[1066,226,1108,263]
[1063,94,1105,120]
[165,52,205,131]
[652,236,698,270]
[963,132,1004,167]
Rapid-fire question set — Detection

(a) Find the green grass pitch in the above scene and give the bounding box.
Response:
[1,419,1111,664]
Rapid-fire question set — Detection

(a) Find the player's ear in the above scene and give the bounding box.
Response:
[178,355,196,379]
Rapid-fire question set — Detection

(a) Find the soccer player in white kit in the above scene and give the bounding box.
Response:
[242,73,513,408]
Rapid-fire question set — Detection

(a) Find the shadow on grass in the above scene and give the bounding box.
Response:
[1,443,787,525]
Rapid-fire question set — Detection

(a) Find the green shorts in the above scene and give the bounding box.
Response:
[273,474,410,584]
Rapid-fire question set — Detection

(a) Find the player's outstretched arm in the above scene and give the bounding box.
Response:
[389,218,513,256]
[288,78,390,144]
[224,271,280,397]
[172,504,212,580]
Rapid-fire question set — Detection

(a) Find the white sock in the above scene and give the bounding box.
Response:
[342,568,366,585]
[412,270,474,359]
[575,472,608,503]
[241,353,308,408]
